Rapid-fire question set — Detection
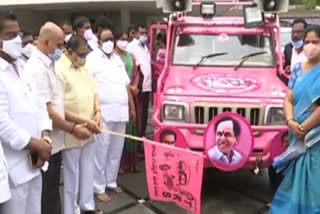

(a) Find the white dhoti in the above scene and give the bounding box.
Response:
[0,174,42,214]
[62,141,95,214]
[94,121,126,193]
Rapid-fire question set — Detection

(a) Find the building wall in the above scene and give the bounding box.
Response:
[15,11,48,33]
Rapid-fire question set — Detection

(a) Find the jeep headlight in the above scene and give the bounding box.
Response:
[162,103,188,122]
[266,107,285,125]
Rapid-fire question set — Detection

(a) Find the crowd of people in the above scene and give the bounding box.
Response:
[0,9,151,214]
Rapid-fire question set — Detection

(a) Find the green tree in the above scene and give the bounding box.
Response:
[290,0,317,8]
[302,0,316,8]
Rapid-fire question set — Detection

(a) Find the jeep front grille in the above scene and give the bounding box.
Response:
[192,104,264,125]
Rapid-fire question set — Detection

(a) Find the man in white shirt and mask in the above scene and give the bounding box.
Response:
[284,18,308,74]
[73,16,99,51]
[126,24,151,139]
[0,9,52,214]
[87,28,136,203]
[21,29,35,62]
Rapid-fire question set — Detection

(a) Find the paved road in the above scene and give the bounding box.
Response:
[92,109,273,214]
[93,162,272,214]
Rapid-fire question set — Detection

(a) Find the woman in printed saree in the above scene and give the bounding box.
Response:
[271,25,320,214]
[114,30,141,173]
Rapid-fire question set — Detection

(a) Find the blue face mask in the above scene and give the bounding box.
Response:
[291,39,304,50]
[48,48,63,61]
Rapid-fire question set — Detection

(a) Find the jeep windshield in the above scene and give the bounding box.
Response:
[172,33,275,67]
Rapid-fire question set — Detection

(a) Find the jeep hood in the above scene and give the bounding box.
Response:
[163,66,287,99]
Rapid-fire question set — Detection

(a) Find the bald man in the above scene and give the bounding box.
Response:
[24,22,89,214]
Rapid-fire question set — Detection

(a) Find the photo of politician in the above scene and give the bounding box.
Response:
[207,116,243,165]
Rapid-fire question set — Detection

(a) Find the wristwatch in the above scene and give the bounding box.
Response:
[42,136,52,145]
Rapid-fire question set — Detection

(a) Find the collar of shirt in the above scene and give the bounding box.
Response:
[213,146,237,163]
[0,57,9,72]
[33,48,53,68]
[96,48,116,61]
[59,53,89,71]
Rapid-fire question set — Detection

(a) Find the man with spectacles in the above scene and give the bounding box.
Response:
[208,116,243,165]
[284,18,308,74]
[56,34,101,214]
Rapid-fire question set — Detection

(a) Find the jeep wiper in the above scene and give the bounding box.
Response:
[193,52,228,69]
[234,51,267,71]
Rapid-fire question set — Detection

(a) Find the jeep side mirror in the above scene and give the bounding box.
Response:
[156,48,166,65]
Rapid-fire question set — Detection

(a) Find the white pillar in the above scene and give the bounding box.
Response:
[120,8,130,32]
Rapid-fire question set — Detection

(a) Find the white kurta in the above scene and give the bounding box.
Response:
[87,49,129,191]
[0,141,10,203]
[0,57,51,214]
[127,38,152,92]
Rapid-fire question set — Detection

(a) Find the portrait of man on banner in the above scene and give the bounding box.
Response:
[204,112,254,171]
[155,127,187,149]
[160,129,177,146]
[208,116,243,165]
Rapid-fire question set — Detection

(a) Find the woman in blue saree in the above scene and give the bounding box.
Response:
[271,25,320,214]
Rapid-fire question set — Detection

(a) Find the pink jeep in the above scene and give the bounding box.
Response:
[149,0,288,185]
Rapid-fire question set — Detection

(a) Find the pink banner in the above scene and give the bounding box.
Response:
[143,138,204,214]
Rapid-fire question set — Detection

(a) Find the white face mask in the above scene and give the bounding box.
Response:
[116,40,128,51]
[139,35,148,44]
[102,40,114,54]
[64,33,72,43]
[2,35,22,59]
[22,43,36,59]
[84,29,94,41]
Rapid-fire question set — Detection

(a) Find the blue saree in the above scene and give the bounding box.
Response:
[271,63,320,214]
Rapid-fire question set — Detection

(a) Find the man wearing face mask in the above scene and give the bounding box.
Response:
[87,29,136,202]
[0,10,52,214]
[56,35,102,214]
[73,16,98,51]
[284,18,308,74]
[60,21,73,44]
[126,24,151,140]
[24,22,89,214]
[21,29,35,62]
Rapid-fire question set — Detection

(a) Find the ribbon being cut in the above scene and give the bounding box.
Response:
[101,129,204,214]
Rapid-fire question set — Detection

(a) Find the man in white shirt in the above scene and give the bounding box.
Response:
[127,24,151,138]
[283,18,308,73]
[73,16,99,51]
[207,116,243,165]
[0,140,11,205]
[87,28,136,203]
[0,10,52,214]
[21,30,35,62]
[25,22,90,214]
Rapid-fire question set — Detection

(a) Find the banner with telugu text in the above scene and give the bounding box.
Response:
[143,138,204,214]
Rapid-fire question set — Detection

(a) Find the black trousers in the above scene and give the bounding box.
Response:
[41,152,62,214]
[139,91,150,137]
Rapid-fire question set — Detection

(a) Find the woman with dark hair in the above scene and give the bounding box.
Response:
[114,30,141,173]
[271,25,320,213]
